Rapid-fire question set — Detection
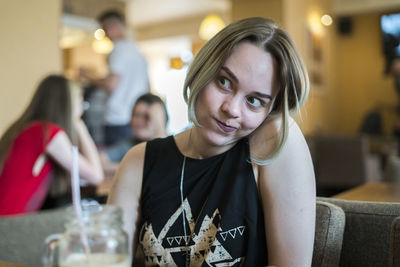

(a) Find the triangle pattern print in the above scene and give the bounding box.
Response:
[219,226,246,242]
[139,198,246,266]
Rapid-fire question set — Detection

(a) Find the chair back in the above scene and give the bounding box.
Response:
[314,136,369,188]
[390,216,400,267]
[0,208,67,267]
[320,197,400,267]
[312,200,345,267]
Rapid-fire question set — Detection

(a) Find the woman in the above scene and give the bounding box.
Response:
[0,75,103,215]
[109,17,315,266]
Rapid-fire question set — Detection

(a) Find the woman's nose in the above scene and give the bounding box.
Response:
[221,96,240,118]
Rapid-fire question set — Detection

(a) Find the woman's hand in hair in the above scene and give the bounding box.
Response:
[74,119,104,180]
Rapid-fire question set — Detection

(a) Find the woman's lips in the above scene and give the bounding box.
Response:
[216,120,236,133]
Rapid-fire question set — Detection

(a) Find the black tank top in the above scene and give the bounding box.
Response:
[139,136,268,266]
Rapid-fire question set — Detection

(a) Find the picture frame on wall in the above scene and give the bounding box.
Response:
[307,28,325,91]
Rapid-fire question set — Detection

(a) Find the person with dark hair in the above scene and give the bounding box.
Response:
[383,33,400,102]
[359,107,383,135]
[97,10,126,24]
[101,93,168,171]
[80,9,149,146]
[0,75,103,215]
[383,33,399,75]
[108,17,315,266]
[128,93,169,142]
[106,93,168,162]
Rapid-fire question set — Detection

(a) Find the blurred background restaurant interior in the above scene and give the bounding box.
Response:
[1,0,400,196]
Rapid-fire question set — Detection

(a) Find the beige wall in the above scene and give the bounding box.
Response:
[281,2,398,136]
[286,4,398,136]
[232,0,283,25]
[333,12,397,135]
[293,0,337,135]
[0,0,62,134]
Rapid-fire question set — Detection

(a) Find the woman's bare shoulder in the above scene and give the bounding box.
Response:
[123,141,147,165]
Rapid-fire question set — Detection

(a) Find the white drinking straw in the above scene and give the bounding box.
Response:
[71,146,91,257]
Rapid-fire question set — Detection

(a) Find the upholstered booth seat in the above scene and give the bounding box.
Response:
[0,208,67,267]
[312,200,346,267]
[1,202,346,267]
[3,199,399,267]
[312,200,345,267]
[320,197,400,267]
[391,216,400,267]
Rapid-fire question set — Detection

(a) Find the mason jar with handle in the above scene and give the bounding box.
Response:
[43,202,129,267]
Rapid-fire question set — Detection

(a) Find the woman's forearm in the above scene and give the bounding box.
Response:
[74,120,104,184]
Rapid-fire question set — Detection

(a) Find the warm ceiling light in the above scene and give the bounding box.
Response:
[92,37,113,54]
[94,29,106,40]
[308,12,323,35]
[199,14,226,41]
[321,14,333,26]
[170,57,184,69]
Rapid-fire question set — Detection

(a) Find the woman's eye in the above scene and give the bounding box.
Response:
[218,77,231,89]
[247,96,263,108]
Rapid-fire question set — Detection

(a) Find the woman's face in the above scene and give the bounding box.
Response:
[194,42,279,148]
[131,102,166,141]
[101,18,124,41]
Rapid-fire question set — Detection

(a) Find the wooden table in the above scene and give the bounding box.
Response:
[0,261,31,267]
[334,182,400,202]
[97,178,114,196]
[96,170,116,197]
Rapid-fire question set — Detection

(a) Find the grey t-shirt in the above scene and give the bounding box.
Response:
[106,138,140,162]
[106,39,149,125]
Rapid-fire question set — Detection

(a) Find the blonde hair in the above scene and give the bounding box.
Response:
[183,17,309,164]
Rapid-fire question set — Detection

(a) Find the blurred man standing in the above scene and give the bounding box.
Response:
[81,10,149,145]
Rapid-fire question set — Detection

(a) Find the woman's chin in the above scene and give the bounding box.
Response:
[201,131,240,148]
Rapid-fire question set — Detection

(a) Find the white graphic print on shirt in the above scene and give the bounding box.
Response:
[139,198,245,266]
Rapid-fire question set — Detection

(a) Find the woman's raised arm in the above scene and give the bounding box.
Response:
[45,120,104,184]
[252,118,316,266]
